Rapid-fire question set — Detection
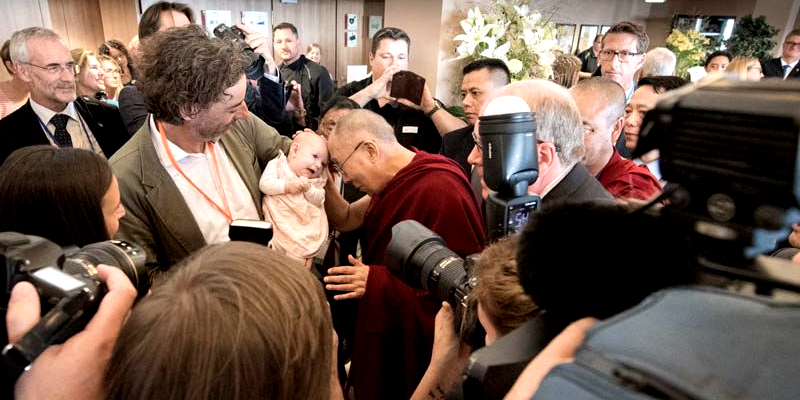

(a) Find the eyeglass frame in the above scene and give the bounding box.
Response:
[20,61,76,75]
[597,49,643,63]
[784,40,800,48]
[472,130,560,153]
[334,140,366,177]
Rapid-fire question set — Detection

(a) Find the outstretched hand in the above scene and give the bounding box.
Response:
[323,255,369,300]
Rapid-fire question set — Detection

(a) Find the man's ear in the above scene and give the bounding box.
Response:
[537,141,557,171]
[610,115,624,144]
[363,140,379,162]
[13,62,32,83]
[179,105,200,121]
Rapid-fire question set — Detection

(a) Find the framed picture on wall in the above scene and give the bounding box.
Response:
[555,23,577,54]
[577,24,600,54]
[600,25,611,34]
[201,10,231,36]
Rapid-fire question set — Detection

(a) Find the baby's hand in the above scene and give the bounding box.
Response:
[285,177,310,194]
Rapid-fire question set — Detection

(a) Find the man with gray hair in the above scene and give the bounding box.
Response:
[0,27,128,165]
[467,79,613,208]
[640,47,676,78]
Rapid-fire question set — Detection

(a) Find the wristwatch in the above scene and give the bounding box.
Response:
[425,103,441,118]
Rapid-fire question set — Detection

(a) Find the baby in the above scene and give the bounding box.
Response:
[260,132,329,268]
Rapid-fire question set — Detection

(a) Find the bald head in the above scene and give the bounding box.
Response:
[570,77,625,126]
[332,109,396,149]
[499,79,585,166]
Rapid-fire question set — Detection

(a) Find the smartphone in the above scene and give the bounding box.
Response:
[390,70,426,105]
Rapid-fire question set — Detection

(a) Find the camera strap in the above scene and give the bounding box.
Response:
[157,121,233,223]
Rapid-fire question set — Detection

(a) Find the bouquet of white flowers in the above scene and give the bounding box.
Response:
[454,0,559,81]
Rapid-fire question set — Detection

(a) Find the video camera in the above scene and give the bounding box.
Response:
[633,78,800,294]
[478,96,540,242]
[212,23,266,80]
[1,232,146,373]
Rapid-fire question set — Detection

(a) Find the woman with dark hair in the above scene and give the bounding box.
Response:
[0,145,126,246]
[98,39,136,85]
[104,241,339,400]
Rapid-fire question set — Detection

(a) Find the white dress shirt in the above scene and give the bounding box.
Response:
[30,98,104,156]
[149,116,259,244]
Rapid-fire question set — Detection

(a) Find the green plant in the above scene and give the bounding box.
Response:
[725,15,779,59]
[666,29,711,79]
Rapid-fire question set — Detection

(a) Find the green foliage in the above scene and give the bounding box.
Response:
[725,15,779,59]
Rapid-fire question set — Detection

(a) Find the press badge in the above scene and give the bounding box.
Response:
[402,126,419,134]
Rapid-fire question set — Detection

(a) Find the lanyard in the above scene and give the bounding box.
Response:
[35,113,96,151]
[157,121,233,223]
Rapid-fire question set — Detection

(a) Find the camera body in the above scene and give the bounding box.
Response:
[479,98,540,242]
[212,23,265,80]
[1,231,146,368]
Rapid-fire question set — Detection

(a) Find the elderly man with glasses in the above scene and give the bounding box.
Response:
[0,27,128,165]
[322,108,485,400]
[762,28,800,80]
[467,80,613,210]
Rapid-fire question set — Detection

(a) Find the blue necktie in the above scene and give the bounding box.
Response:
[50,114,73,147]
[783,64,791,79]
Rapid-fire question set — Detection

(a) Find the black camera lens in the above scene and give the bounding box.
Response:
[61,240,147,292]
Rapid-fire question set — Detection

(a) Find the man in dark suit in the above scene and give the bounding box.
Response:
[0,27,128,165]
[468,79,613,207]
[762,29,800,80]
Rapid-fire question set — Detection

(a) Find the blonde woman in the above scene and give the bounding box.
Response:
[726,56,764,81]
[71,48,106,99]
[98,54,122,105]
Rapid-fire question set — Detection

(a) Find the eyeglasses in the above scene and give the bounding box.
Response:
[472,130,482,150]
[598,49,642,62]
[22,61,76,75]
[784,41,800,48]
[747,65,763,72]
[334,140,366,177]
[104,68,122,75]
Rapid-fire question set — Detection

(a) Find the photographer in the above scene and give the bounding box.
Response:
[4,265,137,400]
[0,146,125,247]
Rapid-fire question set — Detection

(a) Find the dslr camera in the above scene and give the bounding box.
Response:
[1,232,146,371]
[212,23,266,80]
[385,220,482,346]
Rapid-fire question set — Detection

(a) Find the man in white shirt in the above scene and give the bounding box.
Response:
[762,29,800,80]
[0,27,128,165]
[110,25,291,272]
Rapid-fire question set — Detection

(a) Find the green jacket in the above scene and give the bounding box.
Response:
[109,113,292,274]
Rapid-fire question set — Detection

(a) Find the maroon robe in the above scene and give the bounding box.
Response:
[596,149,662,201]
[349,151,485,400]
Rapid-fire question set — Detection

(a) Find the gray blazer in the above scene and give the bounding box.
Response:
[109,112,292,272]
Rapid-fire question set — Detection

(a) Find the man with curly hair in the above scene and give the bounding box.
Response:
[110,25,291,272]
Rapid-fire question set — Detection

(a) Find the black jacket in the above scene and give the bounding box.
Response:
[0,97,130,165]
[760,58,800,79]
[279,55,334,131]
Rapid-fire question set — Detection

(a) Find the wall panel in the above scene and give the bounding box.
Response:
[98,0,139,45]
[48,0,106,52]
